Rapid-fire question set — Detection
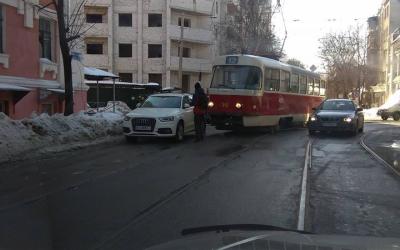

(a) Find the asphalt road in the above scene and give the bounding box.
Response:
[0,123,400,249]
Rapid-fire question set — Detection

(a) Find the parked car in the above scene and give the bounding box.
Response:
[123,93,194,142]
[377,104,400,121]
[308,99,364,136]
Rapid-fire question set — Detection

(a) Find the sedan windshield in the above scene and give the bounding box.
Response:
[141,96,181,108]
[321,100,355,111]
[210,65,261,90]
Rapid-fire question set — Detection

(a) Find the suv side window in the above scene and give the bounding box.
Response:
[182,96,191,108]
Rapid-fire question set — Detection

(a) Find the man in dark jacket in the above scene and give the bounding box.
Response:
[191,82,207,141]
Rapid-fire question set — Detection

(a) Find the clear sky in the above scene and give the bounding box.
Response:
[273,0,382,71]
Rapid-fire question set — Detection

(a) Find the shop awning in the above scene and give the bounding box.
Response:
[84,67,118,79]
[0,83,31,92]
[47,88,65,94]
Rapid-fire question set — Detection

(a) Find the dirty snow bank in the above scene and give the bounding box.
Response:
[0,112,123,164]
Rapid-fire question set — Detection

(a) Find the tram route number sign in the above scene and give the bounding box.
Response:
[226,56,239,65]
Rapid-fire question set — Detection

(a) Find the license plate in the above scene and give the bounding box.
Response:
[135,125,151,131]
[323,122,337,127]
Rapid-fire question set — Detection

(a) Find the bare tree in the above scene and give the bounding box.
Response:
[220,0,281,58]
[286,58,305,69]
[319,25,367,102]
[38,0,91,115]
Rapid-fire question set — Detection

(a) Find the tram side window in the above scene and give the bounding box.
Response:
[264,68,280,91]
[314,79,320,95]
[307,77,314,95]
[320,80,326,96]
[299,75,307,94]
[280,70,290,92]
[290,73,299,93]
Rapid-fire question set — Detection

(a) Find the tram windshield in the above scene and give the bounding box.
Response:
[210,65,262,90]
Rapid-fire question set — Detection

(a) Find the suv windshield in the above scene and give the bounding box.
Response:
[321,100,355,111]
[210,65,261,90]
[141,96,182,108]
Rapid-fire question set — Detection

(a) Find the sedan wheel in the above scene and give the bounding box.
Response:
[175,122,184,142]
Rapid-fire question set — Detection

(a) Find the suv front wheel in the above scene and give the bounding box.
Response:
[393,112,400,121]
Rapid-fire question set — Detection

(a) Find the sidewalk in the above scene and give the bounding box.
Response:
[363,126,400,172]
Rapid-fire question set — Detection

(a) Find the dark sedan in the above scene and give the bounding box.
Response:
[308,99,364,136]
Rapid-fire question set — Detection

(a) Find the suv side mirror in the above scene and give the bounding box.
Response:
[184,103,191,109]
[356,107,363,112]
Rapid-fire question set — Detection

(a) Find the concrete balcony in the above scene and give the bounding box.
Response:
[170,57,212,73]
[83,54,110,69]
[86,0,111,7]
[170,0,213,16]
[85,23,109,37]
[169,25,213,45]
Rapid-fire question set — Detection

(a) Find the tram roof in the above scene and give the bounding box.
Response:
[215,54,320,78]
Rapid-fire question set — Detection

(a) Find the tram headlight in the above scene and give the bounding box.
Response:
[235,103,242,109]
[208,101,214,108]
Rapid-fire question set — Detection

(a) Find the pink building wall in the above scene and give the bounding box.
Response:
[0,2,87,119]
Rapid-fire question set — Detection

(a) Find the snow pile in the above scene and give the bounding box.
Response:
[363,107,380,121]
[89,101,132,115]
[0,112,123,164]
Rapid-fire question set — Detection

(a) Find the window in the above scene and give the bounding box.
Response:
[299,75,307,94]
[307,77,314,95]
[290,73,299,93]
[0,100,8,115]
[211,65,261,90]
[86,14,103,23]
[119,13,132,27]
[41,103,53,115]
[280,71,290,92]
[119,43,132,57]
[86,43,103,54]
[148,44,162,58]
[182,96,191,108]
[39,18,52,60]
[119,73,133,83]
[178,47,191,58]
[148,13,162,27]
[320,80,326,96]
[216,2,219,15]
[182,74,190,92]
[148,73,162,84]
[264,68,280,91]
[314,79,320,95]
[178,17,191,27]
[0,5,3,53]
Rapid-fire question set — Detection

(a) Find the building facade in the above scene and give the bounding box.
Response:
[82,0,222,93]
[367,0,400,105]
[0,0,87,119]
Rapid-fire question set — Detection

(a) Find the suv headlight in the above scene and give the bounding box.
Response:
[310,116,317,122]
[159,116,175,122]
[343,117,352,123]
[124,116,131,121]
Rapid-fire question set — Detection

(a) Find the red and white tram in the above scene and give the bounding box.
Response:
[207,55,326,130]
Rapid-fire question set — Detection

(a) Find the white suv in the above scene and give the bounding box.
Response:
[123,93,194,142]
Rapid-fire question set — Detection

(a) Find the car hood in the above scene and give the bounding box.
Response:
[127,108,181,118]
[145,230,400,250]
[316,110,355,117]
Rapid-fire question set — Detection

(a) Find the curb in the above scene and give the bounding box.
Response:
[297,139,312,231]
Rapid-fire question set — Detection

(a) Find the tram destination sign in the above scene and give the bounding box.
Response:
[226,56,239,64]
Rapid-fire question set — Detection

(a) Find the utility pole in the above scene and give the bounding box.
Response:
[178,23,184,89]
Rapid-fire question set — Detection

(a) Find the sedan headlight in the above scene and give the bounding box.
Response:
[343,117,352,123]
[310,116,317,122]
[124,116,131,121]
[159,116,175,122]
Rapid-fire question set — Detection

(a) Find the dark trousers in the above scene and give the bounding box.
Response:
[194,114,205,140]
